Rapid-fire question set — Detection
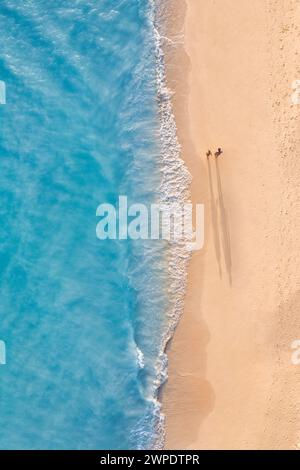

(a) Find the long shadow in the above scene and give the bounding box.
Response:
[207,157,222,278]
[160,0,215,449]
[215,158,232,285]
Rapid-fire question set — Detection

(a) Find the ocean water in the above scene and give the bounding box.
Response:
[0,0,190,449]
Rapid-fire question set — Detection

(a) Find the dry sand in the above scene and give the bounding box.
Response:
[162,0,300,450]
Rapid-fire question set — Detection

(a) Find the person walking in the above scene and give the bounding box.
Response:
[215,147,223,158]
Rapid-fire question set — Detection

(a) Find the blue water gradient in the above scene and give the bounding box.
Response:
[0,0,169,449]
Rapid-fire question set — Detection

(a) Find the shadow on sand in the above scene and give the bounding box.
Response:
[208,156,232,285]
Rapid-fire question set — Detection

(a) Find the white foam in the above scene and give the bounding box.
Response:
[148,0,192,450]
[136,346,145,370]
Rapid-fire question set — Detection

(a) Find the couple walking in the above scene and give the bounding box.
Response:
[206,148,223,159]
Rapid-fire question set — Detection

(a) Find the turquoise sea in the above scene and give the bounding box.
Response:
[0,0,189,449]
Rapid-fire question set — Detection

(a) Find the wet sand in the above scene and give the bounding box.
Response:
[163,0,300,449]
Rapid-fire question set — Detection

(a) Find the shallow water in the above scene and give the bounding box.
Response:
[0,0,173,449]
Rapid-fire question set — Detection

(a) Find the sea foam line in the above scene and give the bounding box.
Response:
[148,0,192,450]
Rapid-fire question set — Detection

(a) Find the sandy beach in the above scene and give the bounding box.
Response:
[163,0,300,449]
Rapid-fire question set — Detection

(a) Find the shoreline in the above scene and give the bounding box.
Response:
[151,0,192,450]
[162,0,300,449]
